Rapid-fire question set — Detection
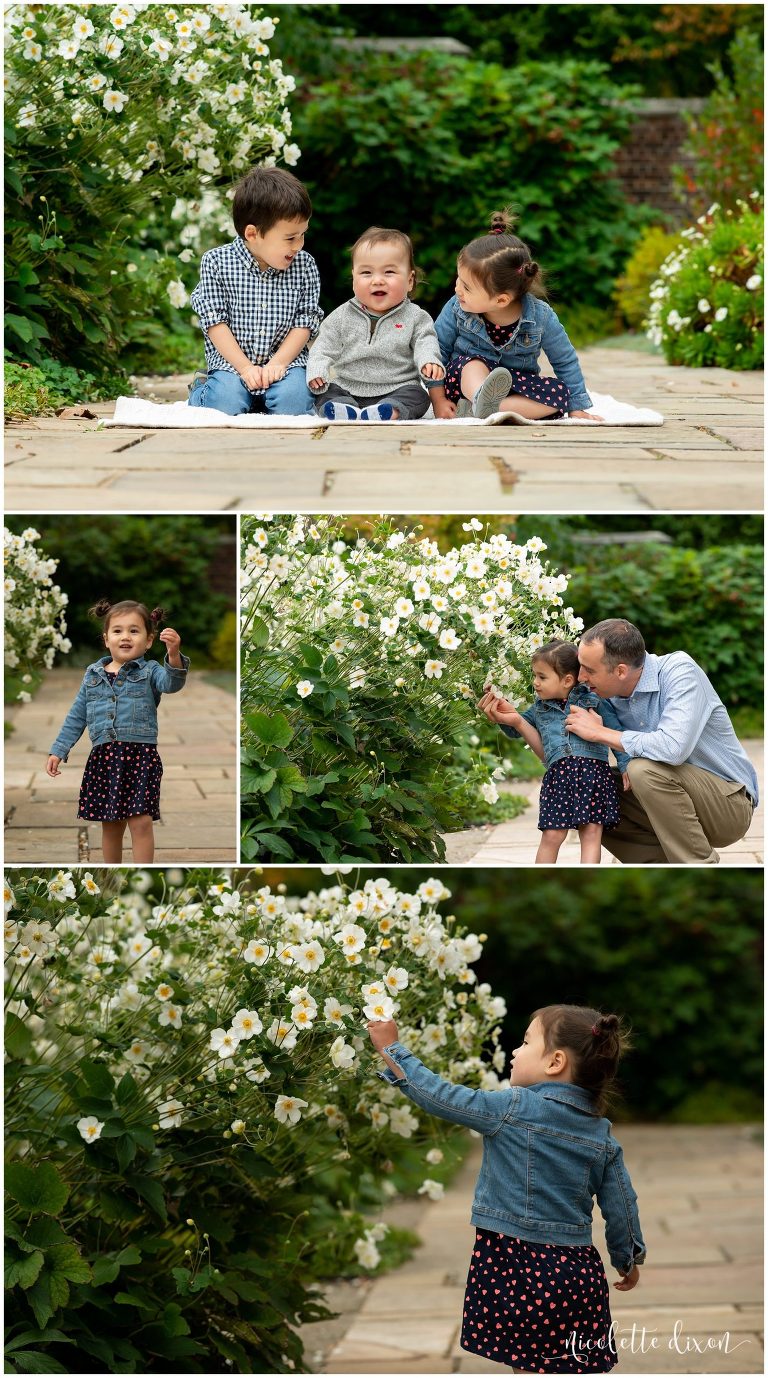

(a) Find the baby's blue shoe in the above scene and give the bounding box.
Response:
[360,402,394,421]
[322,401,359,420]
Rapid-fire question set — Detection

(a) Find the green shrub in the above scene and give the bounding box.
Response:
[293,52,650,317]
[674,29,764,214]
[613,225,681,329]
[647,197,763,368]
[4,5,298,377]
[566,542,763,709]
[210,610,238,670]
[4,355,121,418]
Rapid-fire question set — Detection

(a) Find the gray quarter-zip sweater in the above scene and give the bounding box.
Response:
[306,296,443,396]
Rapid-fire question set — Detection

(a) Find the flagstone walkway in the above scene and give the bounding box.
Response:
[4,667,238,864]
[444,740,763,868]
[319,1124,763,1374]
[4,345,762,513]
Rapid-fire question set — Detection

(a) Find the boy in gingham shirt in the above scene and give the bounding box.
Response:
[189,167,322,415]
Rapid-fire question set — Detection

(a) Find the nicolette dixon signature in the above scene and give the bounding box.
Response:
[566,1319,752,1363]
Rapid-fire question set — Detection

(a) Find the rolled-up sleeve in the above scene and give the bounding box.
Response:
[596,700,631,772]
[378,1042,513,1134]
[619,660,711,766]
[293,256,323,338]
[498,703,539,741]
[190,251,229,332]
[150,653,190,696]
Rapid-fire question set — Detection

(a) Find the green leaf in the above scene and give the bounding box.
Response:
[5,1162,69,1217]
[26,1275,54,1330]
[91,1257,121,1285]
[48,1272,70,1312]
[4,1013,33,1059]
[4,314,35,343]
[248,615,270,648]
[240,764,277,796]
[126,1175,167,1222]
[333,721,357,750]
[79,1058,115,1098]
[115,1071,140,1107]
[47,1243,91,1284]
[115,1134,137,1172]
[116,1244,142,1265]
[5,1250,44,1290]
[114,1289,155,1310]
[244,710,293,748]
[7,1351,67,1374]
[298,643,323,669]
[241,829,295,860]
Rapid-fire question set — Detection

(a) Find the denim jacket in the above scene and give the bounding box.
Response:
[380,1043,646,1273]
[49,654,190,760]
[499,683,631,773]
[433,293,592,411]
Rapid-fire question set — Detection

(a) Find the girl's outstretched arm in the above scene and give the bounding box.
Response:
[367,1020,512,1134]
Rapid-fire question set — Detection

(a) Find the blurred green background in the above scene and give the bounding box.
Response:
[4,514,237,670]
[257,865,764,1124]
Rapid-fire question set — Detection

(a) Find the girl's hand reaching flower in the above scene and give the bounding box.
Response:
[366,1018,399,1051]
[477,689,520,726]
[159,628,182,665]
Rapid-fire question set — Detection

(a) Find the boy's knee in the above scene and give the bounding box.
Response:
[190,371,252,415]
[265,369,312,415]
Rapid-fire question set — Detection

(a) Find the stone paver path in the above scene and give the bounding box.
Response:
[446,740,763,868]
[324,1125,763,1374]
[4,667,237,863]
[4,346,762,512]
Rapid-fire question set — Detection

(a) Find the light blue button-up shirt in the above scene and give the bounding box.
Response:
[609,652,758,805]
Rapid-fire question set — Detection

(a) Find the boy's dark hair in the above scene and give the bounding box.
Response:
[232,166,312,237]
[349,226,424,286]
[459,207,547,301]
[533,1004,631,1115]
[531,639,580,682]
[89,599,165,639]
[580,619,646,670]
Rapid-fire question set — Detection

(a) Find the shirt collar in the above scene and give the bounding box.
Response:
[630,654,659,696]
[97,655,146,675]
[530,1081,600,1113]
[231,235,278,278]
[351,297,407,322]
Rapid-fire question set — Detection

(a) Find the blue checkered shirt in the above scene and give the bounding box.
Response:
[190,237,322,381]
[609,652,759,805]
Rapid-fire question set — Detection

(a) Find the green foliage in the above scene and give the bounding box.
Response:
[4,355,118,420]
[294,51,650,317]
[566,542,763,709]
[3,515,235,664]
[647,197,763,369]
[613,226,682,328]
[675,30,764,214]
[210,611,238,671]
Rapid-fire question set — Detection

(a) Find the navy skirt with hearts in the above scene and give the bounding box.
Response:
[77,742,163,822]
[461,1229,617,1372]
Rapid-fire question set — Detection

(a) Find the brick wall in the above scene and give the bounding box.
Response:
[613,98,704,222]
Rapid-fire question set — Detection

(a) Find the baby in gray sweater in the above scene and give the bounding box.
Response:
[307,227,445,421]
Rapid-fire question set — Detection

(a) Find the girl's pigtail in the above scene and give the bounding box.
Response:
[523,261,539,281]
[149,606,166,626]
[489,207,518,235]
[89,598,112,619]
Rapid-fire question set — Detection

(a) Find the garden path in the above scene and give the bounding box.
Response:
[319,1124,764,1374]
[4,666,237,864]
[445,739,763,868]
[4,346,762,513]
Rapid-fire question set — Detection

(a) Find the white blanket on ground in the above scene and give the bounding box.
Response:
[102,391,664,428]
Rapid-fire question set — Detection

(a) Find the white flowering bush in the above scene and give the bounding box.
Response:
[5,3,298,374]
[240,515,583,862]
[5,867,504,1372]
[4,527,71,697]
[646,195,763,369]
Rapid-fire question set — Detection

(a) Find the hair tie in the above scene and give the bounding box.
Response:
[491,227,504,235]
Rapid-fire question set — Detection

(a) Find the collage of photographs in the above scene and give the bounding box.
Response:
[3,3,764,1377]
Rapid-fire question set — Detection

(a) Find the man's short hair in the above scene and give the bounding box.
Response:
[580,619,646,670]
[232,167,312,237]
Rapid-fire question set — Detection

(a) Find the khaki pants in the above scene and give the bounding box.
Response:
[602,759,755,864]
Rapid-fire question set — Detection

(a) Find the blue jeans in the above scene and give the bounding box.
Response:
[188,366,313,416]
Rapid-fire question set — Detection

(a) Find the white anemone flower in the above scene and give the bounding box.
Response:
[389,1105,419,1138]
[103,89,128,113]
[292,940,325,972]
[354,1237,380,1268]
[158,1099,184,1129]
[330,1036,356,1070]
[296,680,314,698]
[158,1005,183,1029]
[333,923,366,955]
[81,873,100,895]
[418,1178,445,1200]
[266,1019,298,1051]
[363,996,396,1022]
[242,937,271,965]
[383,966,409,993]
[155,982,174,1002]
[324,996,353,1025]
[426,1147,444,1165]
[232,1008,262,1040]
[424,660,446,679]
[380,616,399,637]
[274,1094,308,1126]
[77,1116,104,1143]
[210,1027,240,1058]
[746,274,762,290]
[439,627,461,650]
[714,306,728,322]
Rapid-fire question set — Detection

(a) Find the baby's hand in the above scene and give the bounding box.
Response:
[46,755,62,778]
[421,361,445,380]
[261,359,286,386]
[622,770,632,793]
[308,376,326,392]
[159,627,182,662]
[569,409,605,422]
[239,362,265,391]
[367,1019,399,1052]
[432,396,457,420]
[613,1264,640,1291]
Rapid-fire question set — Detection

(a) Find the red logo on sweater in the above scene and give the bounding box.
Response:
[395,323,403,328]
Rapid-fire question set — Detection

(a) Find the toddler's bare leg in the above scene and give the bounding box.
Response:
[459,359,490,398]
[536,828,568,864]
[127,813,155,863]
[500,396,559,418]
[578,823,604,864]
[101,819,128,864]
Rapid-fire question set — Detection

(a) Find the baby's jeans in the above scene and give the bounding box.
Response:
[314,382,431,419]
[188,367,313,416]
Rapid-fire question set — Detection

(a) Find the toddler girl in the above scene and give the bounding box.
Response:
[46,599,189,864]
[479,640,631,864]
[369,1004,645,1375]
[307,227,445,420]
[431,209,602,421]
